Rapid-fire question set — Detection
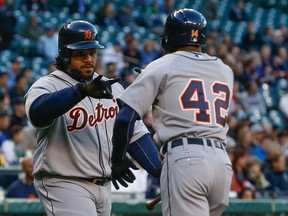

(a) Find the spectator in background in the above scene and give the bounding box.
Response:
[37,24,58,64]
[261,25,275,48]
[235,124,253,151]
[277,129,288,160]
[21,15,43,41]
[271,29,286,56]
[10,98,28,128]
[119,69,136,89]
[229,0,248,22]
[0,8,16,51]
[278,86,288,121]
[241,21,263,51]
[103,62,118,79]
[259,44,273,67]
[97,2,119,28]
[233,61,252,92]
[101,41,124,76]
[202,0,218,22]
[239,80,267,115]
[216,43,235,66]
[250,124,268,162]
[230,81,245,117]
[1,125,25,166]
[0,111,10,147]
[0,71,9,94]
[264,143,288,197]
[8,74,28,103]
[245,155,270,194]
[139,38,162,68]
[159,0,175,16]
[123,37,141,71]
[68,0,91,15]
[20,67,33,87]
[6,57,23,89]
[0,92,10,114]
[141,2,165,34]
[202,0,219,29]
[115,3,138,31]
[273,46,288,75]
[279,24,288,46]
[20,125,37,154]
[6,156,38,199]
[230,146,253,198]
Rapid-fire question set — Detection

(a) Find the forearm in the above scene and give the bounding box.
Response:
[29,85,83,127]
[112,105,139,163]
[128,133,162,177]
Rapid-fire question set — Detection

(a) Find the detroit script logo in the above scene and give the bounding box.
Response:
[66,100,119,131]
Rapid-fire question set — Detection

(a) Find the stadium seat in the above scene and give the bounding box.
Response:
[276,78,288,97]
[259,83,279,110]
[10,38,37,58]
[268,110,287,130]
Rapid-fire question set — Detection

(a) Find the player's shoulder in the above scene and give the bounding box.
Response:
[144,54,176,73]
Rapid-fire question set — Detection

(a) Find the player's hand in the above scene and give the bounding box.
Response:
[78,75,120,99]
[111,156,139,190]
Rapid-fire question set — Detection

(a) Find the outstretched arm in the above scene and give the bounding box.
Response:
[111,104,162,189]
[29,76,120,127]
[29,85,83,127]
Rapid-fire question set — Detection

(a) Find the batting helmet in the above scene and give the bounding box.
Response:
[161,8,207,53]
[58,20,104,59]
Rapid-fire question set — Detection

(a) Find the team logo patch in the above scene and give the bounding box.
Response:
[84,30,92,40]
[191,29,199,37]
[191,30,199,42]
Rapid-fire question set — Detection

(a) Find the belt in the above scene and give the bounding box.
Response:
[162,138,224,155]
[84,177,112,186]
[35,172,111,186]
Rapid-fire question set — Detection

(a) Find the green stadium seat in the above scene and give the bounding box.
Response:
[260,83,279,110]
[268,109,287,129]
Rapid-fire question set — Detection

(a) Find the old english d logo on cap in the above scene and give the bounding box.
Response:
[84,30,92,40]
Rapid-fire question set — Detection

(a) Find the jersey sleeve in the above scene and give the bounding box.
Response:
[24,76,58,126]
[119,61,166,118]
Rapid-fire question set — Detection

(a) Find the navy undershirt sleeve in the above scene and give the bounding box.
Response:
[112,105,139,162]
[128,134,162,177]
[29,85,83,127]
[112,105,162,177]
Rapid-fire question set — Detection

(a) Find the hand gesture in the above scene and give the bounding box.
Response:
[78,75,120,99]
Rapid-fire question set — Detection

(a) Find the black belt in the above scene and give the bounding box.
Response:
[35,172,111,186]
[162,138,224,155]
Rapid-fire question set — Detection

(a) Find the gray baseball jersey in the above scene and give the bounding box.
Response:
[25,70,148,178]
[119,51,234,216]
[119,51,234,145]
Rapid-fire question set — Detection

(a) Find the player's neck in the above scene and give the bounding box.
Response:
[178,46,202,53]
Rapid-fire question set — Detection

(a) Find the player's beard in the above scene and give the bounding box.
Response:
[68,66,95,81]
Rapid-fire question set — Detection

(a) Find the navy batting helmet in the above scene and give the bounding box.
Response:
[58,20,104,59]
[161,8,207,53]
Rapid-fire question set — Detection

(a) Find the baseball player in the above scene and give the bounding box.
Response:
[24,20,161,216]
[112,8,234,216]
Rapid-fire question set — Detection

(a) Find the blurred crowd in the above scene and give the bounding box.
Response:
[0,0,288,201]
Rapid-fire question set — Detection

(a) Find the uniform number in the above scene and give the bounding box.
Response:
[179,79,230,127]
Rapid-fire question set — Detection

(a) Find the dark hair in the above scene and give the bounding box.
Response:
[54,56,67,71]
